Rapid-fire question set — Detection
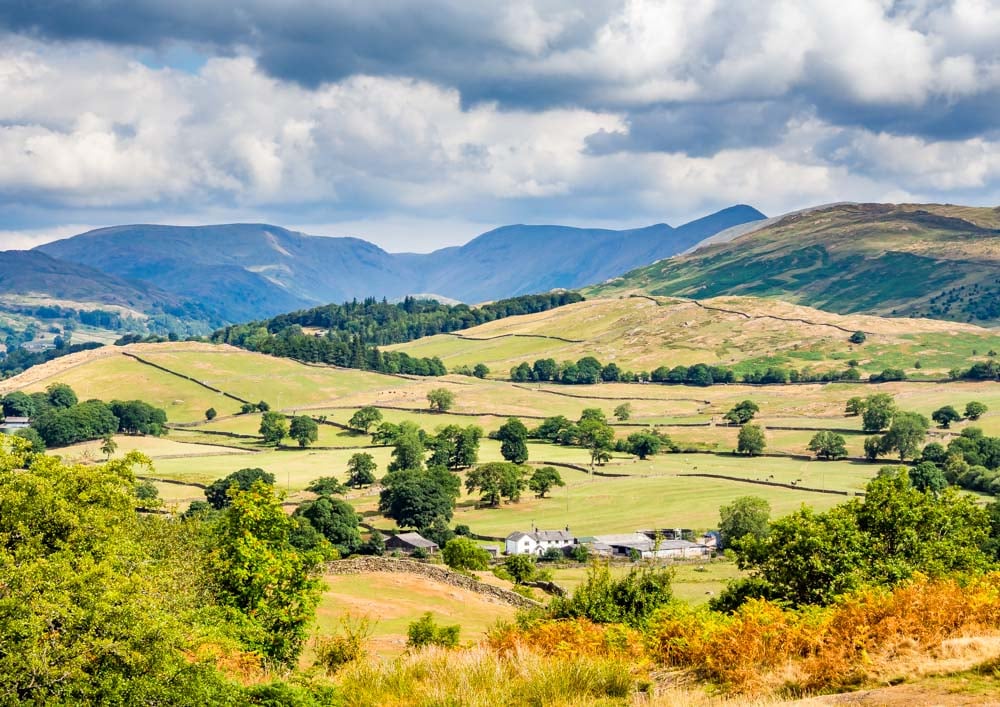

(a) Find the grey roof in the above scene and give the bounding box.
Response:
[534,530,573,542]
[507,529,574,543]
[390,532,438,549]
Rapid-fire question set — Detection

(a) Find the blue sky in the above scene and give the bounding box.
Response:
[1,1,999,252]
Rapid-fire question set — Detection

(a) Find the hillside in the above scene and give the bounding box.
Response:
[0,250,218,343]
[35,205,765,318]
[389,294,1000,379]
[588,203,1000,325]
[0,250,185,315]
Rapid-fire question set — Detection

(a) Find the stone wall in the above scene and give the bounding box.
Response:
[325,556,543,609]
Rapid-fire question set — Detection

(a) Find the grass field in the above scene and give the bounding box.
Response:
[312,572,517,658]
[5,330,998,535]
[387,296,1000,377]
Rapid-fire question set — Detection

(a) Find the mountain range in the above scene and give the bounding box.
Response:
[588,203,1000,325]
[25,204,765,323]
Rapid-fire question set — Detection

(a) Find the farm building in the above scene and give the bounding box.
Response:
[385,532,439,554]
[0,417,31,433]
[505,528,575,556]
[592,533,711,560]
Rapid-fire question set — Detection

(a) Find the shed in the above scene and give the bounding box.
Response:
[385,532,439,554]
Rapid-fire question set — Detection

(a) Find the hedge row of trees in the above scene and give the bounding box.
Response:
[510,357,862,386]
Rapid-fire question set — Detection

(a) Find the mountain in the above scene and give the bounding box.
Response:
[587,203,1000,325]
[0,250,192,315]
[36,205,766,319]
[414,205,765,302]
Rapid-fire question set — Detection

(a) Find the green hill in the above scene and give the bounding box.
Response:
[588,203,1000,325]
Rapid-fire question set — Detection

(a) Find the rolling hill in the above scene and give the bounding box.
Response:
[389,294,1000,379]
[35,205,765,319]
[588,203,1000,325]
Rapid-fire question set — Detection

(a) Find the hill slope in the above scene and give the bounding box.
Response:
[36,205,765,316]
[389,294,1000,378]
[589,203,1000,325]
[0,249,220,330]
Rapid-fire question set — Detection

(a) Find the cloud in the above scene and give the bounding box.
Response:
[0,2,999,247]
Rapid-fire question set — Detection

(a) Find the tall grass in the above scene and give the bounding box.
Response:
[334,645,640,706]
[648,574,1000,695]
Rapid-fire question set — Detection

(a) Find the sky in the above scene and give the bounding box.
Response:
[1,0,999,253]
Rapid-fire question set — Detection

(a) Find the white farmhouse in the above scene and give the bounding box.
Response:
[505,529,575,556]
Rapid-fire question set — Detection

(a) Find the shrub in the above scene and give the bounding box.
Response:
[313,616,375,674]
[441,537,490,572]
[548,561,673,627]
[407,613,460,649]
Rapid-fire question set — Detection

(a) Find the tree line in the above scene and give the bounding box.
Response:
[2,383,168,449]
[210,292,583,375]
[510,356,864,386]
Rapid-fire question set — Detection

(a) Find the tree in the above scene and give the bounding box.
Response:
[723,400,759,425]
[533,358,558,381]
[346,452,377,487]
[2,391,35,418]
[578,417,615,469]
[626,431,662,459]
[528,466,565,498]
[430,424,481,469]
[205,467,276,510]
[733,504,868,607]
[205,407,217,421]
[965,401,988,421]
[259,411,288,446]
[100,434,118,460]
[503,554,538,584]
[910,461,947,494]
[613,403,632,421]
[211,481,323,665]
[807,431,848,460]
[378,467,459,529]
[881,411,929,461]
[849,330,867,344]
[0,444,241,702]
[46,382,78,409]
[13,427,45,453]
[718,496,771,548]
[845,396,866,416]
[497,417,529,464]
[289,415,319,447]
[863,435,883,461]
[472,363,489,379]
[294,496,362,556]
[861,393,897,432]
[388,431,425,472]
[931,405,961,429]
[256,400,271,412]
[736,423,766,456]
[427,388,455,412]
[441,537,490,572]
[306,476,346,495]
[348,406,382,433]
[465,462,527,506]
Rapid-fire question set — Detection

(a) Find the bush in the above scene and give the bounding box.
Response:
[313,616,374,674]
[406,613,460,649]
[441,537,490,572]
[540,547,564,562]
[549,561,673,627]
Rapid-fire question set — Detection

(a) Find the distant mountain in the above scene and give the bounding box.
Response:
[587,203,1000,325]
[36,205,765,319]
[0,250,187,314]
